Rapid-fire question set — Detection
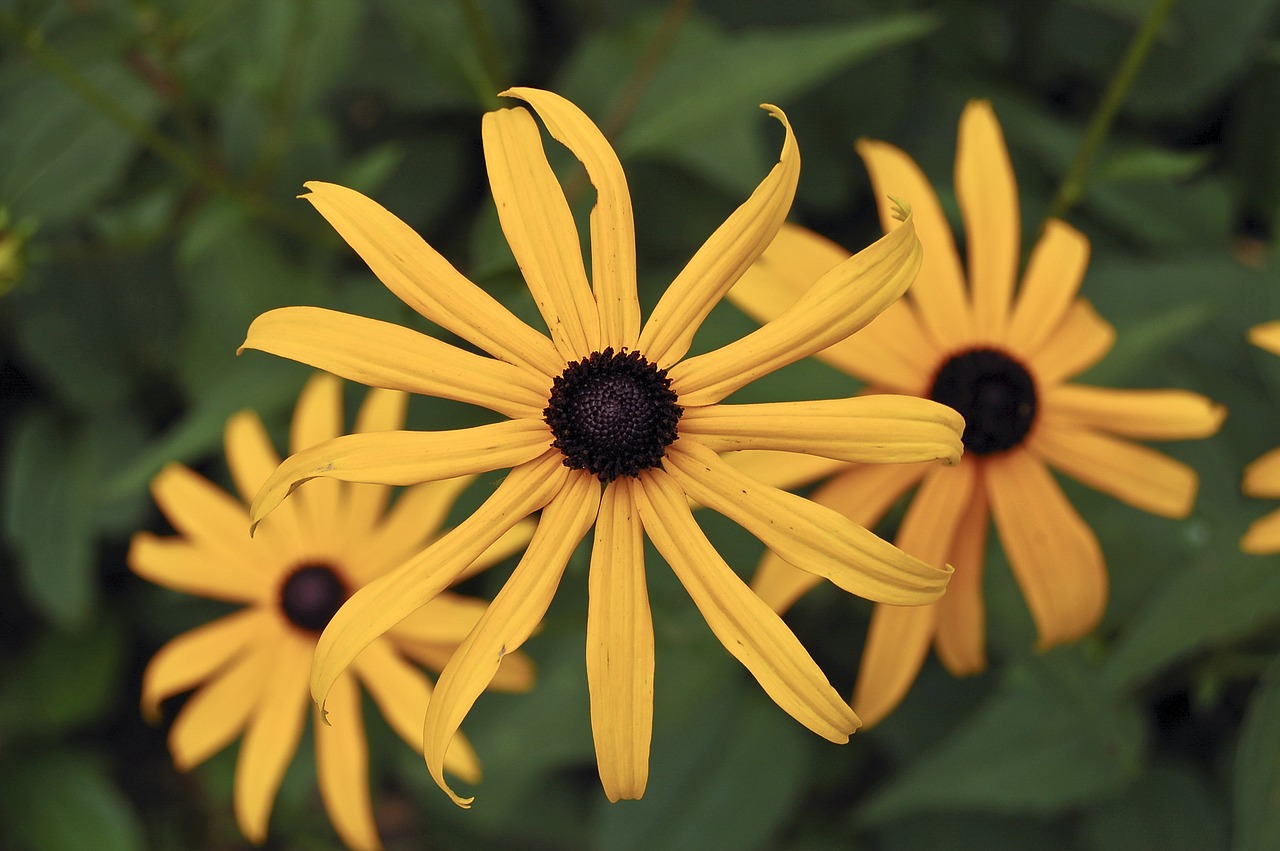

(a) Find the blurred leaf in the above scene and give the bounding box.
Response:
[0,749,145,851]
[1095,146,1212,183]
[858,652,1145,823]
[1079,762,1227,851]
[1232,651,1280,851]
[1079,302,1214,387]
[875,812,1066,851]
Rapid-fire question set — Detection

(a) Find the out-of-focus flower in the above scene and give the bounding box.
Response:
[1242,321,1280,553]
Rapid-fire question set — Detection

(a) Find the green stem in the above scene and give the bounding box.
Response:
[599,0,695,142]
[1046,0,1177,222]
[459,0,507,107]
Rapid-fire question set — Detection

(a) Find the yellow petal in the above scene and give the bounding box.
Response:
[587,478,653,802]
[1029,299,1116,384]
[224,410,281,505]
[150,463,261,557]
[483,106,601,359]
[669,209,921,406]
[955,100,1019,340]
[289,372,345,537]
[986,449,1106,649]
[1242,507,1280,554]
[250,420,550,530]
[1033,423,1200,518]
[342,388,409,536]
[720,449,850,495]
[314,672,380,851]
[311,452,569,722]
[728,223,850,324]
[664,441,952,605]
[856,138,972,348]
[1044,384,1225,440]
[141,608,269,722]
[818,299,937,394]
[679,395,963,466]
[398,642,536,693]
[391,592,490,646]
[632,468,859,742]
[1244,445,1280,498]
[300,181,562,377]
[128,532,267,604]
[502,87,640,350]
[424,470,600,807]
[1006,219,1091,357]
[1249,320,1280,357]
[241,306,549,420]
[167,638,276,771]
[750,462,929,613]
[233,633,312,845]
[360,476,475,576]
[934,480,990,676]
[639,105,799,368]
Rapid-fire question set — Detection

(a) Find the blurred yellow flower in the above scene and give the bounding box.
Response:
[131,374,533,850]
[1242,321,1280,553]
[730,100,1225,728]
[241,87,960,805]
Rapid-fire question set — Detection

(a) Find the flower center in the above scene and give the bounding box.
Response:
[544,347,683,482]
[279,564,348,634]
[929,347,1037,456]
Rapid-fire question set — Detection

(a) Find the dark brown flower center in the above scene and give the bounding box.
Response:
[280,564,348,633]
[544,347,683,482]
[929,347,1037,456]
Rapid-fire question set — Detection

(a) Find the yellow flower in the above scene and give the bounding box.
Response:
[730,100,1226,728]
[241,87,961,805]
[1242,321,1280,552]
[131,374,534,849]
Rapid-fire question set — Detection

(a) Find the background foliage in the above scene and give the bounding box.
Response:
[2,0,1279,848]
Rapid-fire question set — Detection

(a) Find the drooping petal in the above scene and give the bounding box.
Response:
[300,182,562,377]
[679,395,963,466]
[632,468,859,742]
[167,638,276,770]
[856,138,971,348]
[955,99,1019,340]
[750,462,930,613]
[587,478,653,802]
[241,307,549,420]
[1244,446,1280,498]
[638,105,799,368]
[1242,507,1280,554]
[1033,423,1200,518]
[234,633,312,845]
[314,672,379,851]
[1006,220,1091,356]
[128,532,267,604]
[934,480,990,675]
[852,461,975,728]
[342,388,409,535]
[141,608,270,721]
[250,421,551,530]
[1029,299,1116,384]
[986,449,1107,649]
[664,441,952,605]
[483,105,601,359]
[669,210,921,406]
[311,452,570,720]
[1249,320,1280,357]
[502,87,640,350]
[1043,384,1225,440]
[424,471,601,807]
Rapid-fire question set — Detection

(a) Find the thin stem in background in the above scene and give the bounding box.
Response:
[459,0,508,108]
[598,0,695,143]
[1045,0,1178,222]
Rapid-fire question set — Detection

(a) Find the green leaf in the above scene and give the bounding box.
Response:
[1079,762,1227,851]
[0,750,145,851]
[858,652,1145,823]
[1232,652,1280,851]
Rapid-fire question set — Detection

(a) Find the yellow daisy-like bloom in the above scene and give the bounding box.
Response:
[131,374,534,849]
[730,100,1226,728]
[241,87,962,805]
[1242,321,1280,552]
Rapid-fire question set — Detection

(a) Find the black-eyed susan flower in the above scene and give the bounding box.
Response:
[240,87,962,805]
[729,100,1226,728]
[131,374,534,849]
[1243,321,1280,553]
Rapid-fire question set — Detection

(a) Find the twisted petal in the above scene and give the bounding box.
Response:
[241,307,549,419]
[1044,385,1225,440]
[250,420,550,530]
[1034,423,1200,518]
[1007,220,1091,356]
[300,181,562,376]
[955,100,1019,340]
[670,210,921,406]
[425,471,600,807]
[639,105,799,368]
[986,449,1106,648]
[503,87,640,350]
[314,672,379,851]
[853,461,976,728]
[679,396,963,466]
[1244,446,1280,498]
[1030,299,1116,384]
[311,452,570,719]
[141,608,269,722]
[665,441,952,605]
[857,138,971,349]
[168,639,275,771]
[484,105,601,359]
[587,478,653,802]
[934,481,990,676]
[1249,320,1280,357]
[129,533,266,604]
[632,468,858,742]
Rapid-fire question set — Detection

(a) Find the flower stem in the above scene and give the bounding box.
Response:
[459,0,507,107]
[599,0,696,142]
[1046,0,1178,222]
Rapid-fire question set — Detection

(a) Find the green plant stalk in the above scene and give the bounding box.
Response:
[1046,0,1178,222]
[459,0,507,107]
